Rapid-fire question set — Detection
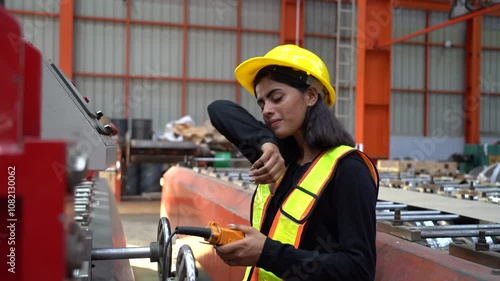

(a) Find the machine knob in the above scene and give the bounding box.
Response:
[96,111,104,120]
[104,124,118,136]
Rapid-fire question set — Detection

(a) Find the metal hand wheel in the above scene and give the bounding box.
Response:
[175,244,197,281]
[157,217,173,281]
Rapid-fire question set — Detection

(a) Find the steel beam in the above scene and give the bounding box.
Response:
[378,4,500,49]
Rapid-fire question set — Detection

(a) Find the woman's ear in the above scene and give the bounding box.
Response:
[305,86,319,107]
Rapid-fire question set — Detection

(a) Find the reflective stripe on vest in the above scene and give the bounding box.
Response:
[244,145,378,281]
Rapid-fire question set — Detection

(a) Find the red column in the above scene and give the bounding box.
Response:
[59,0,74,80]
[355,0,392,159]
[464,16,482,144]
[280,0,304,46]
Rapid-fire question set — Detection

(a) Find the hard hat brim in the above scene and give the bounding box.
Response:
[235,56,336,108]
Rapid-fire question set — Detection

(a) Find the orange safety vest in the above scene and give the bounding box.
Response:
[243,145,378,281]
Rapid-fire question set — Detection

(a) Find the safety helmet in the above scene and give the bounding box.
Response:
[234,44,336,107]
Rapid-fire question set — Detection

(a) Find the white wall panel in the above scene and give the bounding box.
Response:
[240,33,280,119]
[482,136,500,144]
[129,80,182,131]
[74,0,126,18]
[392,9,426,43]
[130,0,183,22]
[241,0,280,30]
[188,0,237,27]
[186,83,235,125]
[240,33,280,62]
[483,16,500,47]
[390,136,464,161]
[481,50,500,93]
[391,92,424,136]
[429,47,465,92]
[305,1,336,35]
[429,12,466,45]
[304,37,336,79]
[73,77,125,118]
[187,30,236,80]
[6,0,59,13]
[428,94,463,137]
[130,26,182,76]
[481,95,500,136]
[74,20,125,74]
[392,45,425,89]
[14,15,60,64]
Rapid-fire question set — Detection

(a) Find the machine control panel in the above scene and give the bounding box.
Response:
[41,58,117,170]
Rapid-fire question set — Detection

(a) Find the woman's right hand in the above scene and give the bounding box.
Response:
[249,142,286,185]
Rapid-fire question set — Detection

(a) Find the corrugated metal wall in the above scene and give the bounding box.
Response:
[481,16,500,137]
[390,9,469,160]
[73,0,128,123]
[304,0,356,134]
[4,2,500,143]
[239,1,281,120]
[5,0,60,65]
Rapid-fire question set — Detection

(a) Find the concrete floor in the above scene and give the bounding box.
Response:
[117,199,213,281]
[118,200,162,281]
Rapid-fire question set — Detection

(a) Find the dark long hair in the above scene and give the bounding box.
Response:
[253,65,355,151]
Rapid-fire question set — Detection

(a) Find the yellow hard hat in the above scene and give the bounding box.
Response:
[234,44,336,107]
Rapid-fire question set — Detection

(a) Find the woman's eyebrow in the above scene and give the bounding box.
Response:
[257,88,281,103]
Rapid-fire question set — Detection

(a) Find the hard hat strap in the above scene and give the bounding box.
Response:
[305,75,327,99]
[257,65,329,103]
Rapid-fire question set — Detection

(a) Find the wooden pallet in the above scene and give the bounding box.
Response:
[377,160,458,176]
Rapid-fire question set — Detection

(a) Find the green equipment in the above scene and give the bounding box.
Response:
[453,142,500,173]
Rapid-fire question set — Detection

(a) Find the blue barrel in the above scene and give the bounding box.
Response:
[123,163,140,195]
[139,164,164,193]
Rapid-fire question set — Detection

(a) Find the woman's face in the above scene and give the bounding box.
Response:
[255,77,316,139]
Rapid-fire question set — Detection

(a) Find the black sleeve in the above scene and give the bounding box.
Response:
[207,100,296,165]
[256,155,379,281]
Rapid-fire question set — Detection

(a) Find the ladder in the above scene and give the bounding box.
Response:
[334,0,357,135]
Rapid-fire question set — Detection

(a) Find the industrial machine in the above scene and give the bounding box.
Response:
[462,143,500,172]
[161,163,500,281]
[0,8,202,281]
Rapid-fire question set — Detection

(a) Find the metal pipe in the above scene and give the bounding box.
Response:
[491,244,500,252]
[411,224,500,231]
[377,210,441,216]
[376,204,407,210]
[377,214,460,221]
[421,229,500,238]
[92,247,151,260]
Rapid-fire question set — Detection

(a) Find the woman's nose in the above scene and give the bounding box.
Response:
[262,103,274,116]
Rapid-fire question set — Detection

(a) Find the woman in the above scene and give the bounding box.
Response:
[207,44,379,281]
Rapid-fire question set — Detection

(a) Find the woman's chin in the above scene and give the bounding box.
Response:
[273,129,290,139]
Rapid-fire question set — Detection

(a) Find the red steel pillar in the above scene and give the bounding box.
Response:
[464,16,482,144]
[280,0,304,46]
[356,0,392,160]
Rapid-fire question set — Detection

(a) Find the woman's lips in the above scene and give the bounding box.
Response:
[269,119,281,129]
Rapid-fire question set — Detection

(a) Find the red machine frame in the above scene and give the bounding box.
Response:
[0,7,69,281]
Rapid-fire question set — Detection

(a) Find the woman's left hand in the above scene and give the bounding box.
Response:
[215,224,267,267]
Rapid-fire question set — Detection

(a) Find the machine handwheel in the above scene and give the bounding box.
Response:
[175,244,197,281]
[157,217,173,281]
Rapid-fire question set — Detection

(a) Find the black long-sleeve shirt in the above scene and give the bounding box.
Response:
[208,100,379,281]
